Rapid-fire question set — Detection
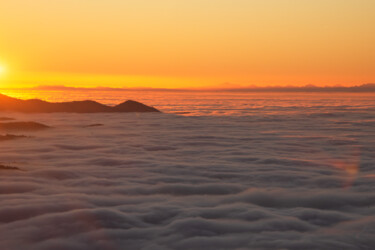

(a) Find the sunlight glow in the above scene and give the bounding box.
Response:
[0,1,374,88]
[0,65,6,76]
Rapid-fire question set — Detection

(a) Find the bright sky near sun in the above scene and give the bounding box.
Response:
[0,0,374,89]
[0,65,5,75]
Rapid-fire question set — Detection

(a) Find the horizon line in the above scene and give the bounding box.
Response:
[1,83,375,93]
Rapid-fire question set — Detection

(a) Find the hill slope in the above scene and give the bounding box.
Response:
[0,94,160,113]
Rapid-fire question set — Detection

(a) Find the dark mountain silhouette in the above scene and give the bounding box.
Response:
[0,134,28,141]
[83,124,104,128]
[0,117,15,121]
[0,94,160,113]
[0,164,21,171]
[113,100,160,112]
[0,122,50,131]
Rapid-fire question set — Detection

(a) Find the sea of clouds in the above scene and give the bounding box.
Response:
[0,107,374,249]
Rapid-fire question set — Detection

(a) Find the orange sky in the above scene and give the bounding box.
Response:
[0,0,374,89]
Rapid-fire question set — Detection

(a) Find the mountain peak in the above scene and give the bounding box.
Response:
[0,94,160,113]
[113,100,160,112]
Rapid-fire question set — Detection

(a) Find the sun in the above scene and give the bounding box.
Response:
[0,65,6,75]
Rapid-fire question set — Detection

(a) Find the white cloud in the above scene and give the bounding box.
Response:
[0,110,374,249]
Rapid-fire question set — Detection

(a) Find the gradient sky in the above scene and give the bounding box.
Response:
[0,0,374,89]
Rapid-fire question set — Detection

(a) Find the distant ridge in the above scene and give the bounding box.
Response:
[2,83,374,92]
[214,83,375,93]
[0,94,160,113]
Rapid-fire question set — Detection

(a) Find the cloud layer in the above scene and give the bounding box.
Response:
[0,107,374,249]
